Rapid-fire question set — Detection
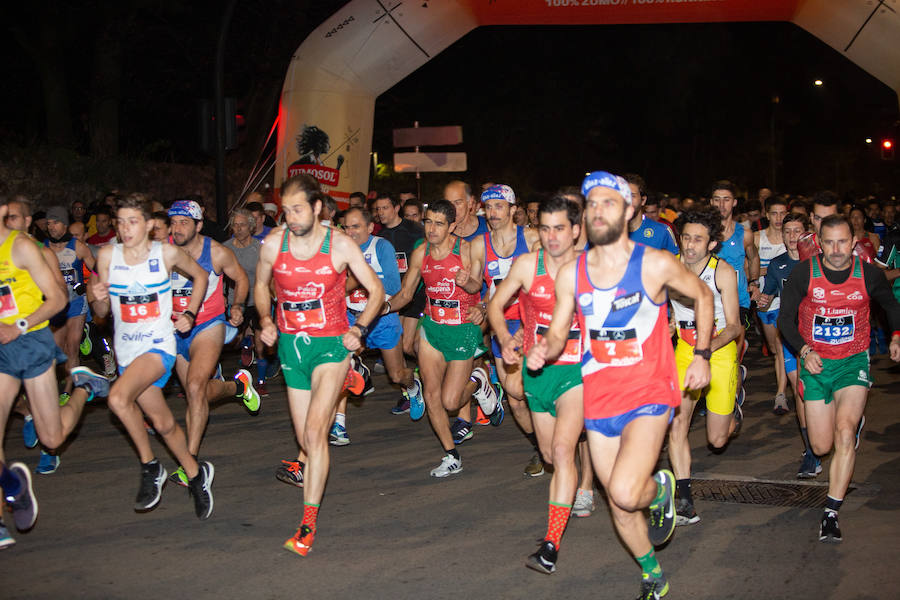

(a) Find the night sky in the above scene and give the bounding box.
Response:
[3,2,898,200]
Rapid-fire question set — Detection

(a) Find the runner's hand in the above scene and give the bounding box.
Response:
[757,293,772,309]
[682,357,711,390]
[500,335,521,365]
[803,350,823,375]
[343,328,363,352]
[228,305,244,327]
[454,267,470,287]
[260,320,277,346]
[890,338,900,362]
[92,279,110,302]
[526,337,548,371]
[0,322,21,344]
[173,313,193,333]
[466,305,484,325]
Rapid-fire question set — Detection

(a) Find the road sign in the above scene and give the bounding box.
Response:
[393,126,463,148]
[393,152,467,173]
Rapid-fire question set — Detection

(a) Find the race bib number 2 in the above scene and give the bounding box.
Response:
[812,315,854,345]
[589,328,642,366]
[120,293,160,323]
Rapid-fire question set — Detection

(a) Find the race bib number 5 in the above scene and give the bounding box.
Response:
[428,297,461,325]
[282,299,325,330]
[172,288,191,312]
[589,328,642,366]
[536,325,581,363]
[812,315,854,345]
[120,293,160,323]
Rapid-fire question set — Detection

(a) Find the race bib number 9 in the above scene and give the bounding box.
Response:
[282,299,325,330]
[0,285,19,319]
[120,293,160,323]
[172,288,191,312]
[428,297,461,325]
[812,315,854,345]
[536,324,581,363]
[589,328,642,366]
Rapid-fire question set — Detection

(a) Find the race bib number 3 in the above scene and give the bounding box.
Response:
[589,328,642,366]
[120,293,160,323]
[0,285,19,319]
[428,297,461,325]
[536,325,581,363]
[812,315,854,345]
[282,299,325,330]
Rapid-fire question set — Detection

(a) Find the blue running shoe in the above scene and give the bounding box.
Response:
[451,418,473,445]
[329,423,350,446]
[0,519,14,549]
[407,372,425,421]
[36,451,60,475]
[71,366,110,401]
[22,415,38,449]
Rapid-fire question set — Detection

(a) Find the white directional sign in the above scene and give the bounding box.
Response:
[393,152,467,173]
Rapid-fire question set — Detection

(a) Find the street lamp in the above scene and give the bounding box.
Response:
[866,138,873,144]
[814,79,824,87]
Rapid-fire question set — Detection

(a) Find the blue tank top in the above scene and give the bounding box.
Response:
[718,223,750,308]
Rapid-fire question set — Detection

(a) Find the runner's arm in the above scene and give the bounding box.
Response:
[254,237,278,345]
[527,260,576,369]
[487,253,531,359]
[776,260,811,354]
[336,233,384,333]
[76,239,96,272]
[215,243,249,325]
[11,234,68,329]
[862,262,900,358]
[457,237,484,294]
[386,244,424,313]
[744,226,760,296]
[41,245,68,296]
[163,243,208,332]
[89,246,112,319]
[376,239,402,297]
[712,261,742,351]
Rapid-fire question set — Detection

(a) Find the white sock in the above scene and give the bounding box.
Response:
[335,412,346,428]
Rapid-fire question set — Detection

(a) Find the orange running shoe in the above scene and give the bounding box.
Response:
[475,405,490,426]
[283,524,315,557]
[342,367,365,396]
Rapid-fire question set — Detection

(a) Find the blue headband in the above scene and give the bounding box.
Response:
[481,184,516,204]
[581,171,632,205]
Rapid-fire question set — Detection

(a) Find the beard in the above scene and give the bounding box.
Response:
[586,211,626,247]
[288,219,314,238]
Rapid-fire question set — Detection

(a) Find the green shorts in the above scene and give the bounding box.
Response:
[800,350,871,404]
[418,316,487,362]
[523,363,583,417]
[277,332,349,391]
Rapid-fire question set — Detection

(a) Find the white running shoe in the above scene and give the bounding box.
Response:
[429,454,462,478]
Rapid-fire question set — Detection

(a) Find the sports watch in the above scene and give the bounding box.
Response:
[15,318,28,333]
[693,347,712,360]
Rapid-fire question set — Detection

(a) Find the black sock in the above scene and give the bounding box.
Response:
[234,379,245,397]
[801,427,812,454]
[676,478,692,503]
[825,496,843,512]
[525,432,539,452]
[447,448,460,460]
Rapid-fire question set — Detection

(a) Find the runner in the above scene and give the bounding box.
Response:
[91,193,214,519]
[754,197,789,413]
[255,173,384,557]
[487,194,593,574]
[334,207,424,444]
[44,206,96,398]
[470,184,537,470]
[798,191,877,264]
[759,213,819,477]
[402,199,424,224]
[527,171,713,600]
[625,174,678,254]
[166,199,258,485]
[0,196,104,545]
[667,205,744,526]
[778,214,900,542]
[387,199,488,478]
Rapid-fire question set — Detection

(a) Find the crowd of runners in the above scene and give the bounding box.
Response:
[0,173,898,600]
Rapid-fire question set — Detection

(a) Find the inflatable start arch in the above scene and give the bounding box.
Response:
[275,0,900,199]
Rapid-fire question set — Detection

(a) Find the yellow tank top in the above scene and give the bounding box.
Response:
[0,230,48,331]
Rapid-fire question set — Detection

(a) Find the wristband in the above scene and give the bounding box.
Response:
[384,300,391,315]
[693,347,711,360]
[352,323,369,338]
[800,347,812,360]
[183,310,196,322]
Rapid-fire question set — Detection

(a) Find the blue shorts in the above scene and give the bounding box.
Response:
[758,309,779,325]
[0,327,57,380]
[175,315,226,360]
[491,319,521,357]
[783,341,797,374]
[66,296,88,319]
[349,311,401,350]
[118,349,176,388]
[585,403,673,438]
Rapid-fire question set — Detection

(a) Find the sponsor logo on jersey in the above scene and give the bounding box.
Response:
[611,291,641,311]
[812,287,825,300]
[847,291,864,300]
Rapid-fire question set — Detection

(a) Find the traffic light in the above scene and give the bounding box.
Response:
[882,139,895,160]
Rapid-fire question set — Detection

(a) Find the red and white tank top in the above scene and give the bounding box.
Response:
[519,249,581,365]
[421,237,479,325]
[575,244,679,417]
[273,228,348,336]
[170,236,225,325]
[483,226,530,320]
[798,255,869,359]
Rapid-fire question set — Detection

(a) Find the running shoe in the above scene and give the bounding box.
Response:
[523,453,545,478]
[739,363,748,383]
[772,392,789,416]
[275,460,304,487]
[22,415,38,449]
[356,357,374,396]
[58,392,70,407]
[266,359,281,380]
[638,572,670,600]
[36,451,60,475]
[648,469,676,546]
[406,372,425,421]
[525,540,558,574]
[6,462,37,531]
[451,418,473,445]
[797,450,823,479]
[256,380,269,398]
[391,397,411,415]
[135,460,167,511]
[234,369,261,412]
[189,461,215,520]
[342,364,365,396]
[79,323,92,356]
[329,423,350,446]
[855,415,865,450]
[240,341,254,368]
[572,489,595,518]
[71,365,110,400]
[168,466,189,487]
[471,367,503,426]
[283,524,315,557]
[474,405,491,426]
[819,510,842,543]
[675,498,700,526]
[429,453,462,478]
[731,387,745,437]
[373,358,386,374]
[0,519,14,549]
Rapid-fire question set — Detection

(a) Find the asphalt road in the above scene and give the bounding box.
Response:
[3,345,899,600]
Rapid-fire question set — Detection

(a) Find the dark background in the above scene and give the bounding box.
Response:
[3,1,898,199]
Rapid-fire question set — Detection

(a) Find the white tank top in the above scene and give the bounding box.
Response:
[671,255,727,345]
[757,230,784,312]
[108,242,175,367]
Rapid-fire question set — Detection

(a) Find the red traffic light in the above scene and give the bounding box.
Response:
[884,139,894,150]
[882,139,895,160]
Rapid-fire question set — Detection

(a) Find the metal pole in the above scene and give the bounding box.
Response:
[214,0,238,227]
